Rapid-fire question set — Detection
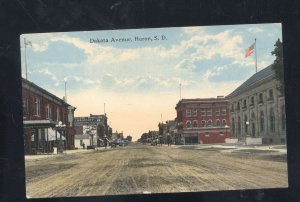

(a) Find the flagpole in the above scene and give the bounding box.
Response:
[255,38,257,73]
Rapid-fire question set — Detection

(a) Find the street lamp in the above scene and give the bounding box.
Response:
[55,121,66,154]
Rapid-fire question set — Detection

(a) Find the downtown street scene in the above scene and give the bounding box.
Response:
[21,24,287,198]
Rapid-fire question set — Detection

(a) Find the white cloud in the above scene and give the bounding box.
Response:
[248,27,264,33]
[38,68,60,86]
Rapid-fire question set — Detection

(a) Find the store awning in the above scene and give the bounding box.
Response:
[46,128,66,141]
[23,120,57,128]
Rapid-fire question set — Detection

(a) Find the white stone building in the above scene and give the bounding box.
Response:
[226,65,286,144]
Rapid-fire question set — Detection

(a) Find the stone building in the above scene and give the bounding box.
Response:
[22,78,76,154]
[226,65,286,144]
[175,98,230,144]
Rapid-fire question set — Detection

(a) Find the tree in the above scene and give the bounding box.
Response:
[126,135,132,142]
[271,39,284,95]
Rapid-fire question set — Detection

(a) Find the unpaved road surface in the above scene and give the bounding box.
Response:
[25,143,288,198]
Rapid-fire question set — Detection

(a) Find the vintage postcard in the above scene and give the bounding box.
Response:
[21,24,287,198]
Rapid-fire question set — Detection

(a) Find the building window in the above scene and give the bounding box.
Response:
[221,108,226,116]
[281,104,286,130]
[192,109,197,117]
[238,116,241,134]
[222,119,227,126]
[193,120,198,128]
[260,111,264,132]
[22,99,28,115]
[207,119,212,127]
[80,139,83,146]
[46,104,50,119]
[216,119,221,127]
[230,104,234,112]
[251,112,256,137]
[258,93,263,104]
[186,121,191,128]
[250,96,254,106]
[268,89,274,100]
[270,108,275,132]
[201,120,206,127]
[236,102,240,111]
[216,109,220,116]
[34,97,40,116]
[207,109,212,116]
[243,99,247,109]
[201,109,206,116]
[186,110,191,117]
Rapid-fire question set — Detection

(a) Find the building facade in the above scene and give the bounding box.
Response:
[74,114,108,147]
[158,120,177,144]
[22,78,76,154]
[175,98,230,144]
[226,65,286,144]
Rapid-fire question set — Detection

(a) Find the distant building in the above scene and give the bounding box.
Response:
[74,114,108,147]
[158,120,177,144]
[74,134,90,149]
[226,65,286,144]
[22,78,76,154]
[111,131,123,140]
[175,98,230,144]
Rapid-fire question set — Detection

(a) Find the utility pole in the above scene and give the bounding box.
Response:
[24,38,32,80]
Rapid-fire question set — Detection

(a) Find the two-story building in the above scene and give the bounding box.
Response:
[22,78,76,154]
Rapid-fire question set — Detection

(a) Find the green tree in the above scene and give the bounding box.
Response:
[271,39,284,95]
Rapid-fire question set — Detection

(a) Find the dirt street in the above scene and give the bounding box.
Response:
[25,143,288,198]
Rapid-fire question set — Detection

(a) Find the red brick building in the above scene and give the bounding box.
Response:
[22,78,76,154]
[175,97,230,144]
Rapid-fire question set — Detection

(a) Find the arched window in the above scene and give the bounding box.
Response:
[260,111,264,132]
[201,120,206,127]
[207,119,212,127]
[193,120,198,128]
[186,121,191,128]
[216,119,221,127]
[270,108,275,132]
[222,119,227,126]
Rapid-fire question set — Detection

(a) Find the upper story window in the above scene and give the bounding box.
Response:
[201,120,206,127]
[250,96,254,106]
[258,93,264,104]
[192,109,197,117]
[230,104,234,112]
[193,120,198,128]
[268,89,274,100]
[222,119,227,126]
[243,99,247,109]
[207,109,212,116]
[236,102,240,110]
[33,97,41,116]
[216,119,221,127]
[215,109,220,116]
[201,109,206,116]
[22,98,28,115]
[186,109,191,117]
[45,104,51,119]
[207,119,212,127]
[186,121,191,128]
[221,108,226,116]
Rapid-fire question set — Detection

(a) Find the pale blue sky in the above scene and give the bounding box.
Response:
[20,23,282,140]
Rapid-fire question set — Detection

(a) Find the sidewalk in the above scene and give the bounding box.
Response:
[25,148,101,161]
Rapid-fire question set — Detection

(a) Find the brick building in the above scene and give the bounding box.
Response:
[74,114,109,147]
[22,78,76,154]
[175,98,230,144]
